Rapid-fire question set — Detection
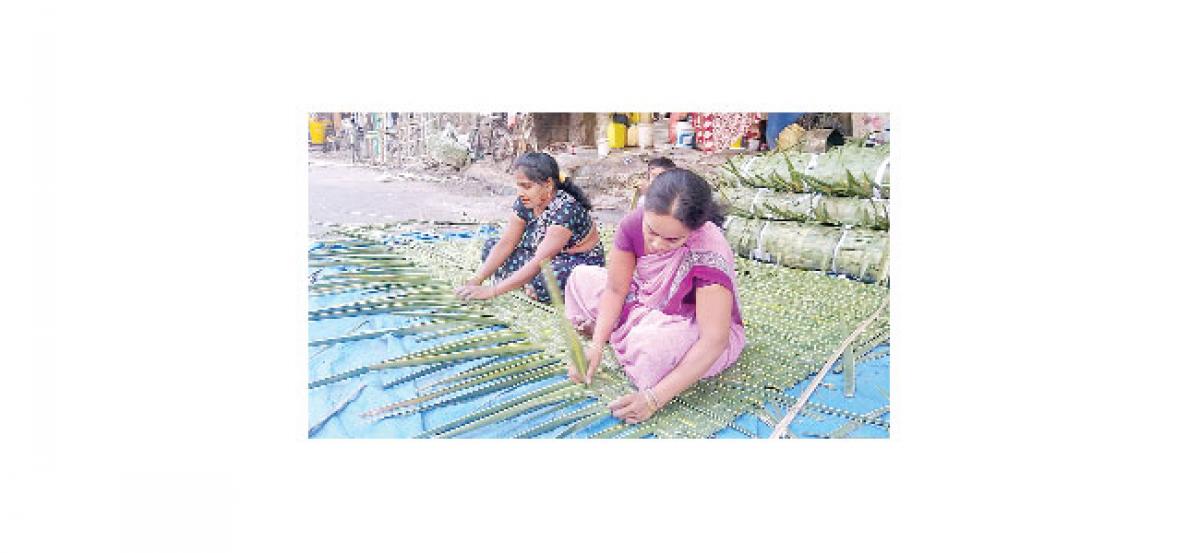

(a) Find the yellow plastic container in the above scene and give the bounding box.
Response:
[309,117,327,145]
[608,122,627,148]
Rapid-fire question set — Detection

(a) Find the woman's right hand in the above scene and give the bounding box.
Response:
[568,342,604,385]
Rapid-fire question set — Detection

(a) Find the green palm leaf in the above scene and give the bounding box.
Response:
[397,328,529,360]
[539,261,589,387]
[420,352,558,391]
[374,369,565,420]
[364,363,565,419]
[308,366,369,389]
[558,410,616,439]
[513,402,604,439]
[587,419,634,439]
[415,381,584,438]
[380,360,462,389]
[370,342,542,372]
[307,321,479,348]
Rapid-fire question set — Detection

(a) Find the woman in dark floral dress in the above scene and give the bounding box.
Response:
[454,152,605,303]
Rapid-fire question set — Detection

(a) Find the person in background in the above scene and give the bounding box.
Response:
[345,115,362,163]
[766,113,806,150]
[454,152,605,303]
[631,157,676,210]
[564,169,746,424]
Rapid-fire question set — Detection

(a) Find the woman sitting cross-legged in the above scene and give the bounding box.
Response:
[564,168,746,425]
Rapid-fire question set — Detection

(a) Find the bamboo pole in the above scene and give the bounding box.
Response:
[769,302,888,438]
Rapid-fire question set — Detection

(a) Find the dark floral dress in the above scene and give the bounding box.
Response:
[481,190,606,302]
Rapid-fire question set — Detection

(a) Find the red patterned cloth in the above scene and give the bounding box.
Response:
[691,113,763,153]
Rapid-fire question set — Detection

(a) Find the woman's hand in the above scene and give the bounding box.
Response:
[453,283,495,301]
[453,276,483,298]
[567,342,604,385]
[608,389,658,424]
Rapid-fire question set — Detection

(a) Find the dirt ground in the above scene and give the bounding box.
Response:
[308,159,516,238]
[308,146,739,239]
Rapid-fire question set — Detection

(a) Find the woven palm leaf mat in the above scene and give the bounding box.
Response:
[309,224,889,438]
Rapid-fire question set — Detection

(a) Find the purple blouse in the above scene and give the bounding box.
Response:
[613,208,647,257]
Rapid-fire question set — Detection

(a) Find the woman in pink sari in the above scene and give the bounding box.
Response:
[564,169,746,424]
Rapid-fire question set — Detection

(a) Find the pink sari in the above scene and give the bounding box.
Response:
[564,221,746,390]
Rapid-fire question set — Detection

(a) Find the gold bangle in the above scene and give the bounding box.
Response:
[644,388,661,412]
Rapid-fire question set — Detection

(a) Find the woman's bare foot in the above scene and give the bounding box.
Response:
[572,320,594,340]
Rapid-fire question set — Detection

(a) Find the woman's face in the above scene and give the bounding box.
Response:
[643,210,692,254]
[515,170,554,209]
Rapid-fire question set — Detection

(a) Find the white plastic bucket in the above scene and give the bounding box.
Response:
[637,123,653,149]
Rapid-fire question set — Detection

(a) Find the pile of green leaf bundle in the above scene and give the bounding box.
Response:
[426,129,470,169]
[724,216,890,285]
[719,187,889,230]
[710,143,892,284]
[319,225,889,438]
[715,143,890,198]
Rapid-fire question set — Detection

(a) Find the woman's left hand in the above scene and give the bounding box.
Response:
[454,284,495,301]
[609,390,657,424]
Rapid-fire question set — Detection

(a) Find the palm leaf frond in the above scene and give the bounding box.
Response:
[539,260,589,386]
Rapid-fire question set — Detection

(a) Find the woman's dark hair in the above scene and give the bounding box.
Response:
[647,157,676,171]
[644,168,727,229]
[513,152,592,211]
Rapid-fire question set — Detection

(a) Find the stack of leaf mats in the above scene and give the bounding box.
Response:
[713,144,891,285]
[713,143,891,199]
[308,224,889,438]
